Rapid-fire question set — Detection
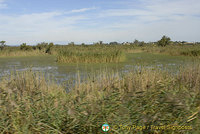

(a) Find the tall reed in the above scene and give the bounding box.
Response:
[57,47,126,63]
[0,65,199,133]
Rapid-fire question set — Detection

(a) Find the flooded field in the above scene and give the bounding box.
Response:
[0,53,197,85]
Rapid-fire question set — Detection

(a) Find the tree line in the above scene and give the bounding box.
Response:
[1,36,199,50]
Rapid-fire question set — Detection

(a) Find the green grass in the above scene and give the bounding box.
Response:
[0,65,199,133]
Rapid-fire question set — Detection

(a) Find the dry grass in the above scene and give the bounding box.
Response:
[0,65,200,133]
[0,49,47,57]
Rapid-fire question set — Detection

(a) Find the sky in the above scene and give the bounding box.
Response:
[0,0,200,45]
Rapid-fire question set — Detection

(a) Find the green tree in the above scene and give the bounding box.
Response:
[20,43,27,50]
[68,42,75,46]
[45,42,54,54]
[99,41,103,45]
[157,36,171,47]
[109,42,118,45]
[139,41,145,46]
[0,41,6,50]
[36,42,48,50]
[20,43,32,51]
[133,39,139,45]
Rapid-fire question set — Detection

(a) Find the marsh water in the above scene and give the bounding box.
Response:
[0,53,198,86]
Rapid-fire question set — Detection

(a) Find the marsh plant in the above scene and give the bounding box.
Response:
[57,47,126,63]
[0,65,199,133]
[1,41,200,59]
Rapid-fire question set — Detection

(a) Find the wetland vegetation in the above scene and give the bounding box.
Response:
[57,46,125,63]
[0,65,200,133]
[0,37,200,133]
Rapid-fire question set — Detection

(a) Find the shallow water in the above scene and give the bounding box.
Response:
[0,53,198,85]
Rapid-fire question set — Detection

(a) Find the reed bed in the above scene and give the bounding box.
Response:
[0,65,199,133]
[142,45,200,57]
[56,47,126,63]
[1,45,200,59]
[0,49,47,57]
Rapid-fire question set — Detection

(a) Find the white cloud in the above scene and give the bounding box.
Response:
[99,9,150,17]
[70,7,96,13]
[93,0,200,42]
[100,0,200,20]
[0,11,89,44]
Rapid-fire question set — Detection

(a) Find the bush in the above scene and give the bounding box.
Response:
[36,42,49,50]
[45,42,54,54]
[0,41,6,50]
[181,50,200,56]
[158,36,171,47]
[68,42,75,46]
[20,43,33,51]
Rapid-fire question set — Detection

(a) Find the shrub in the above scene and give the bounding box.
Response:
[36,42,49,50]
[0,41,6,50]
[20,43,33,51]
[45,42,54,54]
[158,36,171,47]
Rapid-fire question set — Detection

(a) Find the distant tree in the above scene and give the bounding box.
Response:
[68,42,75,46]
[32,46,37,50]
[139,41,145,46]
[181,41,187,44]
[45,42,54,54]
[81,43,85,46]
[0,41,6,50]
[93,42,99,45]
[20,43,27,50]
[157,36,171,47]
[48,42,54,48]
[109,42,118,45]
[133,39,139,45]
[99,41,103,45]
[20,43,32,51]
[36,42,49,50]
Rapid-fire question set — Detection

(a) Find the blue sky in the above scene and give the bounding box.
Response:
[0,0,200,45]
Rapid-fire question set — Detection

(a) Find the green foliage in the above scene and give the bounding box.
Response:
[20,43,33,51]
[45,42,54,54]
[99,41,103,45]
[34,42,54,54]
[81,43,85,46]
[181,50,200,56]
[68,42,75,46]
[133,39,139,45]
[158,36,171,47]
[36,42,49,50]
[0,41,6,50]
[109,42,118,45]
